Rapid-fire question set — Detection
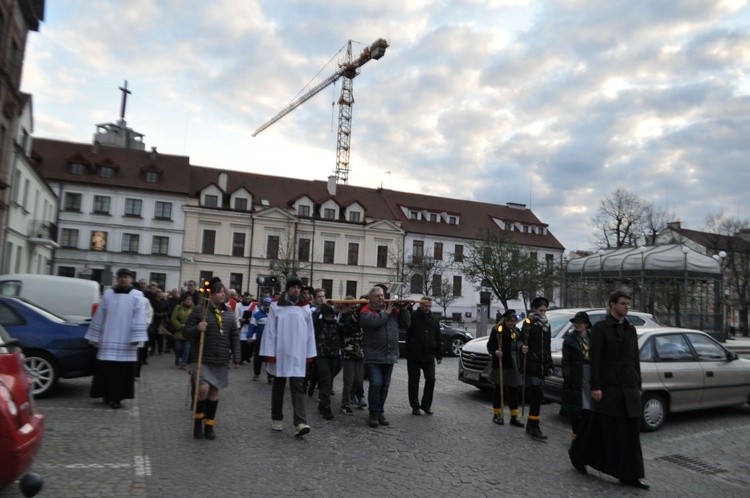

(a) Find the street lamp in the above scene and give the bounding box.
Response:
[562,254,570,307]
[712,251,727,340]
[598,249,605,306]
[682,245,689,327]
[639,245,647,311]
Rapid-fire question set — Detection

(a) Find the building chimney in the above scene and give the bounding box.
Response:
[218,172,228,192]
[327,175,337,196]
[667,221,681,230]
[150,146,158,161]
[92,140,100,154]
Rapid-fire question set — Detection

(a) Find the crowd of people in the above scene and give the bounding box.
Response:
[85,273,648,490]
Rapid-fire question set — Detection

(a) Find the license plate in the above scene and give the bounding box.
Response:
[463,370,480,381]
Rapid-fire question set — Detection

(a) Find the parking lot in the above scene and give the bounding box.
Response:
[3,353,750,497]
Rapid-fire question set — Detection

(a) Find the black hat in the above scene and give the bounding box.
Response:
[116,268,133,277]
[569,311,591,325]
[285,275,303,291]
[208,277,224,294]
[502,309,517,319]
[318,304,335,318]
[530,296,549,310]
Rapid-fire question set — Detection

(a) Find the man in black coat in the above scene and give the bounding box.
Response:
[569,290,649,490]
[405,297,442,415]
[519,296,552,440]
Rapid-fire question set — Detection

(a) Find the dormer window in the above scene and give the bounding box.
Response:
[410,211,419,219]
[348,211,361,222]
[429,213,438,222]
[71,163,84,175]
[449,216,457,224]
[144,171,158,183]
[99,166,114,178]
[204,195,218,208]
[234,198,248,211]
[298,205,311,217]
[324,208,336,220]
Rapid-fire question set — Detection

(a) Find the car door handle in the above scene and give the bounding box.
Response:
[706,371,714,377]
[664,372,673,378]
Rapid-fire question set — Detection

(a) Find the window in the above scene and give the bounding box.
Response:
[234,198,248,211]
[232,233,246,257]
[202,230,216,254]
[529,251,537,261]
[653,334,695,362]
[22,179,29,209]
[204,195,218,207]
[687,333,727,361]
[348,211,361,222]
[58,266,75,278]
[505,222,512,231]
[429,213,437,222]
[124,198,142,217]
[346,280,357,297]
[412,240,424,264]
[410,274,423,294]
[298,238,311,262]
[432,275,441,294]
[348,243,359,265]
[199,271,213,285]
[452,276,462,297]
[321,279,333,299]
[144,171,158,183]
[71,162,85,175]
[230,273,243,294]
[298,205,310,217]
[266,235,280,259]
[545,254,555,267]
[149,273,166,290]
[99,166,113,178]
[122,233,140,253]
[93,195,111,214]
[454,244,464,262]
[154,201,172,220]
[324,208,336,220]
[377,245,388,268]
[152,236,169,255]
[323,241,335,264]
[523,225,529,233]
[449,216,457,224]
[60,229,79,248]
[64,193,82,212]
[434,242,443,261]
[410,211,419,219]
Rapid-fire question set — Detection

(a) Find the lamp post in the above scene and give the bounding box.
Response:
[682,245,689,328]
[639,246,647,311]
[712,251,727,340]
[562,254,570,307]
[598,249,605,307]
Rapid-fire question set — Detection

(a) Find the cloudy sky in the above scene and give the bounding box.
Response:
[21,0,750,253]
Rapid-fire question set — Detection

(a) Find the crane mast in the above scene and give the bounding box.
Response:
[252,38,389,184]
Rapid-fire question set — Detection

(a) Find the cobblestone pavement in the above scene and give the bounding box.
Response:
[3,353,750,497]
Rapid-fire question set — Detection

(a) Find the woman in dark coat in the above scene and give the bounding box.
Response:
[560,311,591,440]
[569,290,649,490]
[519,296,552,440]
[486,309,524,427]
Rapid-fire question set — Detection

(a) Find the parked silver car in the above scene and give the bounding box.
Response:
[458,308,658,391]
[546,326,750,432]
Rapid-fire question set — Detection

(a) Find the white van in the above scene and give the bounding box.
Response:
[0,274,100,323]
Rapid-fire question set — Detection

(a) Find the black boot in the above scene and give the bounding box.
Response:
[193,417,204,439]
[368,411,379,427]
[510,415,525,428]
[204,400,218,440]
[527,425,547,440]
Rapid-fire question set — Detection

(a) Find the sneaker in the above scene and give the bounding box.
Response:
[341,405,354,415]
[355,396,367,408]
[294,423,310,437]
[271,420,283,431]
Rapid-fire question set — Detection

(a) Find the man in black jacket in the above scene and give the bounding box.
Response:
[405,297,442,415]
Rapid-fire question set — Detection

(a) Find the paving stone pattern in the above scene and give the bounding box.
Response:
[4,353,750,497]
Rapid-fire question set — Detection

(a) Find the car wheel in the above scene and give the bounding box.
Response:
[24,352,59,397]
[449,337,466,357]
[641,392,666,432]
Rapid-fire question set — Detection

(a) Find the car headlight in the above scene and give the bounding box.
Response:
[465,332,474,339]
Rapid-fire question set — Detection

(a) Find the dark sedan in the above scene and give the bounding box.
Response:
[399,323,474,357]
[0,297,96,397]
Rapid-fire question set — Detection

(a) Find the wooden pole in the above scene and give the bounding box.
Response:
[498,327,504,419]
[328,299,429,304]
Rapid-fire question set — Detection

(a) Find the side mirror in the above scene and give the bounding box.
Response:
[727,351,739,361]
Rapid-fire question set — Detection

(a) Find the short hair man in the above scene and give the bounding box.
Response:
[359,287,411,427]
[405,296,442,416]
[85,268,149,409]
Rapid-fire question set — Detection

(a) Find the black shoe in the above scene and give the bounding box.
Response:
[492,414,504,425]
[307,385,315,397]
[527,427,548,440]
[322,408,334,420]
[412,408,421,416]
[621,479,649,490]
[193,419,204,440]
[203,425,216,440]
[378,415,390,426]
[573,463,588,475]
[509,416,525,428]
[368,412,379,428]
[109,401,121,409]
[420,406,434,415]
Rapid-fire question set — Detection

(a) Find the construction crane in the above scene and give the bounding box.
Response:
[252,38,389,185]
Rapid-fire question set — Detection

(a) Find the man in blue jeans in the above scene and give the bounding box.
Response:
[359,287,411,427]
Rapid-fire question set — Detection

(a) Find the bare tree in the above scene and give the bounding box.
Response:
[639,203,668,246]
[268,222,310,280]
[458,229,544,311]
[592,188,645,248]
[403,248,450,296]
[432,277,458,318]
[701,211,750,335]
